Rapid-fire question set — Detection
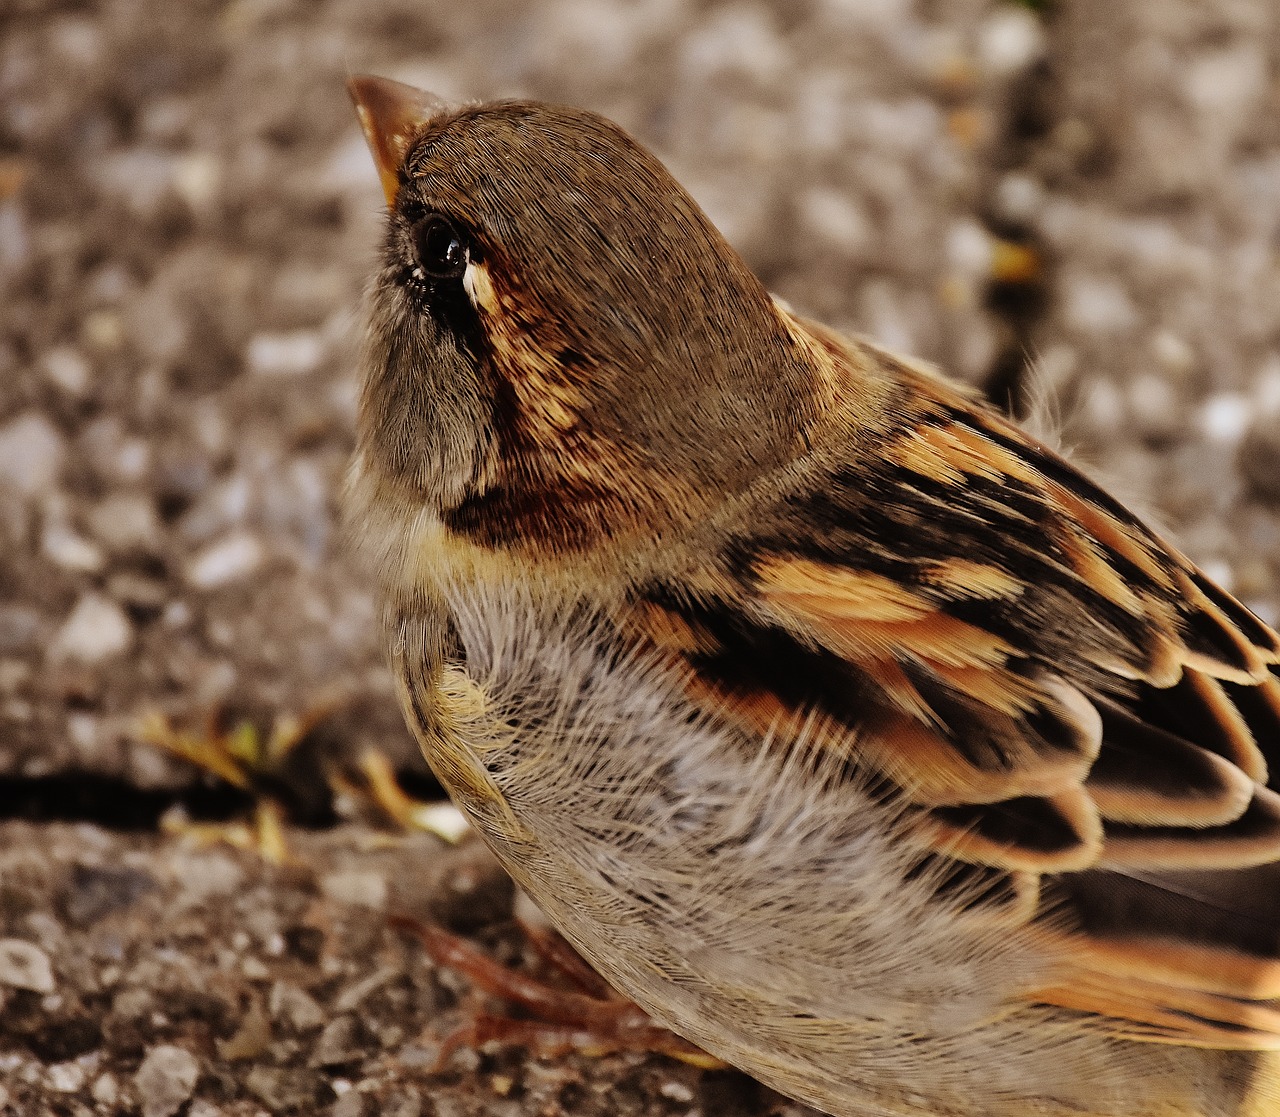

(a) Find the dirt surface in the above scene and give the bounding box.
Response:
[0,820,789,1117]
[2,0,1280,1114]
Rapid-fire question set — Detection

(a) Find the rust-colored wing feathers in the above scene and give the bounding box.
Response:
[627,329,1280,1049]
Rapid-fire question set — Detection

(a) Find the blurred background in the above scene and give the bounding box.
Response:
[3,0,1280,803]
[3,2,1280,1113]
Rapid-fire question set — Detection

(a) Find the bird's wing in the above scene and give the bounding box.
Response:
[626,334,1280,1049]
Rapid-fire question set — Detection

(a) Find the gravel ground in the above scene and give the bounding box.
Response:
[2,0,1280,1114]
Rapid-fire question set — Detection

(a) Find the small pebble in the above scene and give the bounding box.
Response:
[0,938,55,993]
[1150,330,1195,378]
[334,966,398,1013]
[186,530,265,588]
[217,997,272,1062]
[1198,393,1252,446]
[88,493,163,553]
[172,152,221,213]
[247,330,325,377]
[42,346,92,397]
[245,1065,328,1111]
[269,981,326,1032]
[310,1015,364,1068]
[1127,373,1180,440]
[168,851,244,902]
[241,955,270,980]
[50,593,133,664]
[63,864,157,927]
[945,219,993,280]
[386,1090,422,1117]
[91,1072,119,1106]
[659,1079,695,1103]
[83,309,126,352]
[41,522,106,573]
[1060,274,1138,336]
[0,605,40,653]
[0,411,64,496]
[134,1045,199,1117]
[990,173,1042,225]
[797,187,870,256]
[0,658,31,693]
[47,1060,86,1092]
[320,869,387,910]
[1255,358,1280,417]
[107,571,169,615]
[976,7,1045,75]
[395,1043,438,1069]
[332,1090,367,1117]
[0,201,29,270]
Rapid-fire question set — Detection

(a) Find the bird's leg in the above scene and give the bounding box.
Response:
[390,915,723,1068]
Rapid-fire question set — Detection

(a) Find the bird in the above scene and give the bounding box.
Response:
[343,74,1280,1117]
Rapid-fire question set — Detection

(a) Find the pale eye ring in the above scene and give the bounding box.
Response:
[410,214,468,280]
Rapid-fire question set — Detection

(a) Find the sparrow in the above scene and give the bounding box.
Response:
[343,74,1280,1117]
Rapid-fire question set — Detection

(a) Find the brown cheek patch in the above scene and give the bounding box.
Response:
[467,260,585,445]
[454,257,706,550]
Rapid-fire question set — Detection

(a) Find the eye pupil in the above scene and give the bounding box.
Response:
[412,216,468,279]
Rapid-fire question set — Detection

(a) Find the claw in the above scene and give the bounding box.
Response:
[390,915,724,1069]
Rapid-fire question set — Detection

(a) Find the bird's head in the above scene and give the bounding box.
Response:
[346,76,820,556]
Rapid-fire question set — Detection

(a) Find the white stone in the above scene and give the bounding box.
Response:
[1060,274,1138,336]
[42,346,92,396]
[50,594,133,664]
[1186,45,1266,119]
[135,1045,199,1117]
[172,153,221,213]
[186,531,265,589]
[246,330,325,378]
[269,981,326,1032]
[0,411,64,496]
[412,803,469,844]
[47,1061,85,1092]
[168,851,244,902]
[0,939,54,993]
[797,187,870,256]
[1200,560,1234,592]
[41,522,106,573]
[180,475,252,542]
[114,436,152,482]
[91,1072,119,1106]
[977,8,1045,76]
[991,173,1042,225]
[66,713,100,758]
[658,1080,695,1103]
[320,869,387,910]
[1199,393,1252,446]
[945,219,993,280]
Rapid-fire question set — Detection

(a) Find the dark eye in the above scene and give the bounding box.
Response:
[410,215,468,280]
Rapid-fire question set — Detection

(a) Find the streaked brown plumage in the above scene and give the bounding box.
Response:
[345,75,1280,1117]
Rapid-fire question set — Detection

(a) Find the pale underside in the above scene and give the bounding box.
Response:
[387,578,1277,1117]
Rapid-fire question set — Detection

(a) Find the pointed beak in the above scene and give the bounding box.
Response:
[346,75,447,209]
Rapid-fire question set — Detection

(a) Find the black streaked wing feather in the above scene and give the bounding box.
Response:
[628,327,1280,1046]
